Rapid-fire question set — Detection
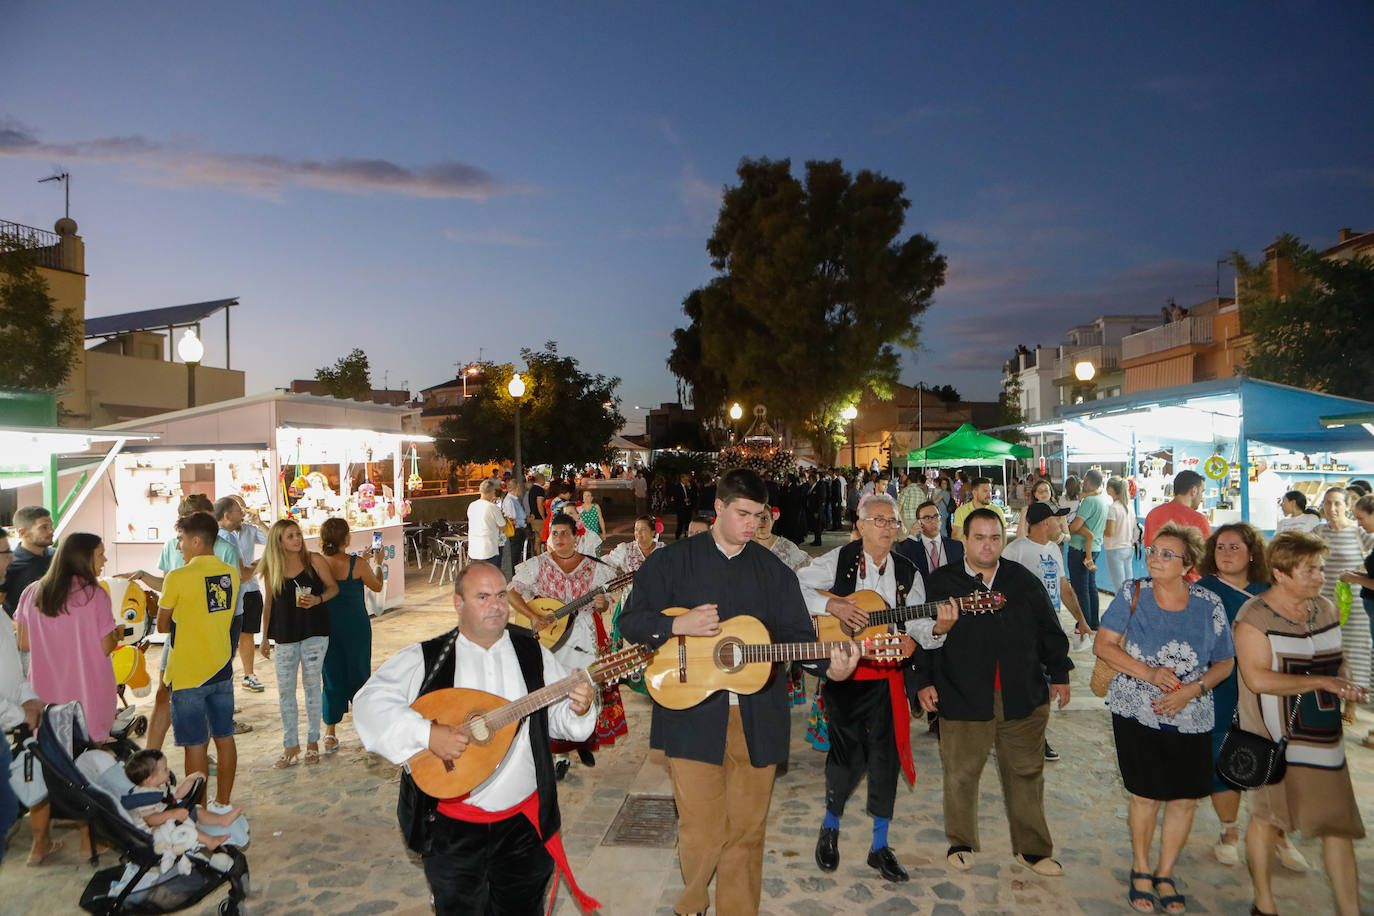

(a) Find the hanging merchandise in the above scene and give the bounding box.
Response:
[359,450,377,510]
[407,446,424,493]
[1204,455,1229,480]
[288,437,309,498]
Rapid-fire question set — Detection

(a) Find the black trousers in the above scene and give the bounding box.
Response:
[674,510,692,539]
[423,813,554,916]
[822,678,898,820]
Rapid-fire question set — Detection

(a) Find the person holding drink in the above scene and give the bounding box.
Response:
[259,519,338,767]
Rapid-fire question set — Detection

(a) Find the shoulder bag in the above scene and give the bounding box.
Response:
[1090,579,1141,698]
[1215,696,1303,790]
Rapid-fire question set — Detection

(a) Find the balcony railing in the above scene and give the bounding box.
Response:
[1055,344,1120,380]
[0,219,66,270]
[1121,316,1214,362]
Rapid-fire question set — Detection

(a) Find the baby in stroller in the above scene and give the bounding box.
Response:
[121,750,242,849]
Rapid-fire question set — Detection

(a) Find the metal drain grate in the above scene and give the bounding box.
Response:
[600,794,678,847]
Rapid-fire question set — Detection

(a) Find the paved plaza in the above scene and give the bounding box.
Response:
[4,536,1374,914]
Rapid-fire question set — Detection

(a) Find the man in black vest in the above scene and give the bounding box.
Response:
[620,468,859,916]
[353,561,599,915]
[797,492,955,883]
[913,508,1072,878]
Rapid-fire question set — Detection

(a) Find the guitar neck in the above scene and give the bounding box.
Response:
[476,671,589,733]
[740,640,869,663]
[865,600,942,627]
[550,574,633,621]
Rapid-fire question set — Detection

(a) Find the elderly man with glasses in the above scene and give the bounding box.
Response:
[798,494,956,883]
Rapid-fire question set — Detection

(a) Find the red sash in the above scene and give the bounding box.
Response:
[852,663,915,786]
[438,791,601,915]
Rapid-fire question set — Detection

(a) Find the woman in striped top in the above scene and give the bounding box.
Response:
[1314,488,1373,725]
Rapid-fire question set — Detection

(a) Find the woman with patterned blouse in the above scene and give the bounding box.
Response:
[1093,522,1236,915]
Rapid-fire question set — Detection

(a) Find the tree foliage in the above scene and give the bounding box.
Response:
[997,374,1027,443]
[1235,235,1374,400]
[668,157,946,464]
[928,383,960,403]
[435,342,623,474]
[315,348,372,400]
[0,232,82,390]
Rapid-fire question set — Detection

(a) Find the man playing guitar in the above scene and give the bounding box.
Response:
[510,512,623,777]
[619,468,860,916]
[797,493,958,883]
[352,561,599,916]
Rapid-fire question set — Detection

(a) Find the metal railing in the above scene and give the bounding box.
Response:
[0,219,66,270]
[1121,316,1214,361]
[1055,344,1120,380]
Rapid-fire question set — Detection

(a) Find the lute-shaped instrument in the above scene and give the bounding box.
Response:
[643,611,914,710]
[509,571,636,650]
[812,588,1005,642]
[407,642,652,798]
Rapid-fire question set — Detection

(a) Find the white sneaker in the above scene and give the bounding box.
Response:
[1276,837,1309,872]
[206,801,234,815]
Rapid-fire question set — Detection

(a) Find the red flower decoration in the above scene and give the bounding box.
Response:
[770,507,781,520]
[653,517,665,534]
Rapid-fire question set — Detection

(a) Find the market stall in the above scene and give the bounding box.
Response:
[38,392,428,612]
[1018,378,1374,587]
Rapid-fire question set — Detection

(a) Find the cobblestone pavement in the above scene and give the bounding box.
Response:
[4,532,1373,914]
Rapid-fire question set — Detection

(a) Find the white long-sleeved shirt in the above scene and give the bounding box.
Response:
[0,616,39,729]
[796,546,942,649]
[353,631,595,811]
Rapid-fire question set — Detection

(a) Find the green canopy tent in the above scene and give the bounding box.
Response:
[907,423,1032,493]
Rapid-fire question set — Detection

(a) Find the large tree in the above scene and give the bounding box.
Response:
[668,157,946,464]
[1235,235,1374,400]
[315,348,372,400]
[0,230,82,390]
[435,342,623,474]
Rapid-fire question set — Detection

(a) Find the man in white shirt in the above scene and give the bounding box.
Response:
[353,561,597,915]
[1247,458,1287,531]
[798,494,956,884]
[467,479,505,564]
[1274,490,1323,534]
[1002,503,1091,644]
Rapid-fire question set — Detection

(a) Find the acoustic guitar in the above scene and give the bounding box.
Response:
[812,588,1005,642]
[407,642,653,798]
[508,571,636,650]
[643,611,915,710]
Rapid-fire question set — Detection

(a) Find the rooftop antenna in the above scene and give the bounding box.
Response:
[38,172,70,219]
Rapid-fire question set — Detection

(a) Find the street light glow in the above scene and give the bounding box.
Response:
[729,402,743,420]
[841,405,858,421]
[507,373,526,398]
[1074,360,1096,382]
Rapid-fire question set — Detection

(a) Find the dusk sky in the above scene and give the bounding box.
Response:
[4,3,1373,431]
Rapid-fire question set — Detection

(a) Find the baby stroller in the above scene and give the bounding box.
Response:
[29,701,251,916]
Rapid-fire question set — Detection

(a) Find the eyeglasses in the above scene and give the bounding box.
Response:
[917,514,940,522]
[1144,546,1184,562]
[861,516,900,528]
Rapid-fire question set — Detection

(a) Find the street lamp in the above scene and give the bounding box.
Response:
[177,329,204,408]
[508,372,526,485]
[841,405,858,468]
[729,402,742,443]
[462,364,479,399]
[1073,360,1096,382]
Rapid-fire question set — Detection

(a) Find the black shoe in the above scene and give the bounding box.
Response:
[815,827,839,872]
[775,760,789,778]
[576,748,596,767]
[554,758,570,781]
[1043,741,1060,762]
[867,846,909,882]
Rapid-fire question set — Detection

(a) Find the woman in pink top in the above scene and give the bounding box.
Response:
[15,531,117,865]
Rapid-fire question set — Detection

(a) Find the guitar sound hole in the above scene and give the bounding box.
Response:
[714,638,745,673]
[466,712,491,745]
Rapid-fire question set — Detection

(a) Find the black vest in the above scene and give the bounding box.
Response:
[829,539,918,605]
[396,625,561,854]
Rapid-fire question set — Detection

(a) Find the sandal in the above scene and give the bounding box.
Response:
[1153,874,1185,914]
[26,839,64,867]
[1127,870,1156,913]
[273,752,299,769]
[322,735,339,754]
[303,747,321,765]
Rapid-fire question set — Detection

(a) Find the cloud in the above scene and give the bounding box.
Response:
[442,227,553,248]
[0,119,519,200]
[872,103,979,137]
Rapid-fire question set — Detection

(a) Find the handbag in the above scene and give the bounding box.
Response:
[1090,579,1141,698]
[503,515,516,538]
[9,736,47,808]
[1216,694,1304,790]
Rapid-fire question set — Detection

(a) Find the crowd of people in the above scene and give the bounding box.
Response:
[3,459,1371,916]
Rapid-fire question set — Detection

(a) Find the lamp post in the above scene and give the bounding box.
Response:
[1072,360,1096,405]
[462,363,478,400]
[842,405,858,469]
[177,329,204,408]
[729,402,742,442]
[508,372,526,485]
